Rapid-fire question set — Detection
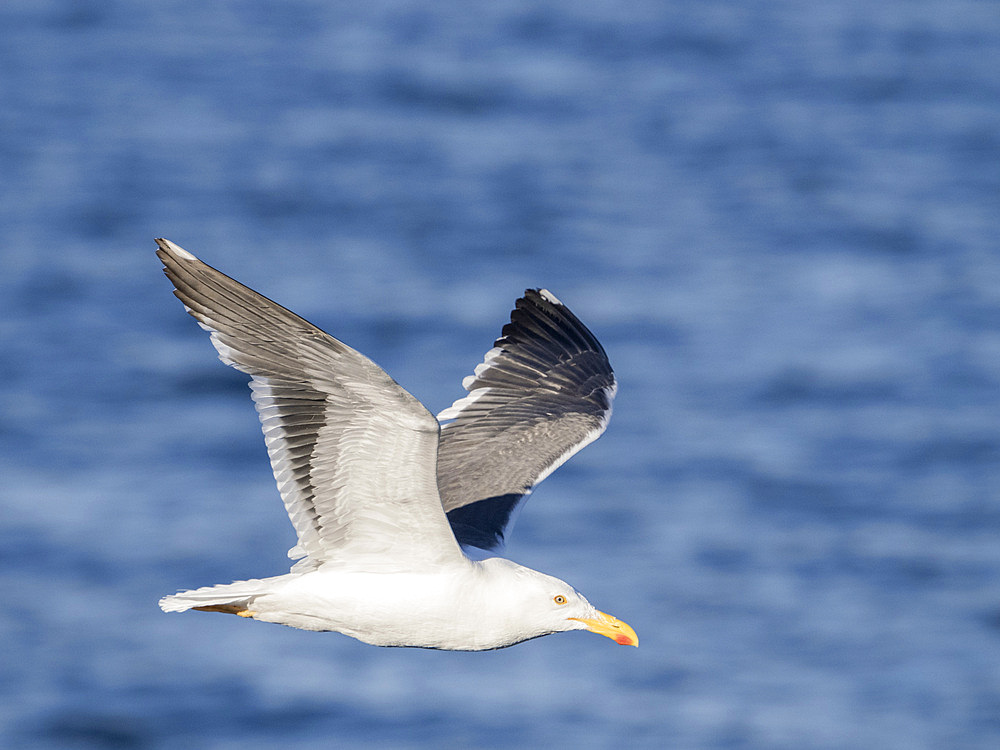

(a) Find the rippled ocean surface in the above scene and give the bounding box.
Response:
[3,2,1000,748]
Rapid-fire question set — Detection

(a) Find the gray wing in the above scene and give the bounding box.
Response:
[436,288,616,551]
[156,239,462,571]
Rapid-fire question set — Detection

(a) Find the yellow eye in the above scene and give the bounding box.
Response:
[553,595,567,605]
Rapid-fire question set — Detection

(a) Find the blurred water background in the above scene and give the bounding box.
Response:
[3,1,1000,748]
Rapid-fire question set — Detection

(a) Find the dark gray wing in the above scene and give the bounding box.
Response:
[156,239,462,572]
[436,289,616,551]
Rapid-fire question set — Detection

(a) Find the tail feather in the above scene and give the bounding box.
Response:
[159,578,273,613]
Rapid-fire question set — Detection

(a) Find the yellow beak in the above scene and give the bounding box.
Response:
[569,610,638,647]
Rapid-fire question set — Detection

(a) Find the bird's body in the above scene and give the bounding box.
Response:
[168,558,610,650]
[155,238,636,651]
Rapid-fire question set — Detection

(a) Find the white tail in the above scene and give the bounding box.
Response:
[159,578,274,613]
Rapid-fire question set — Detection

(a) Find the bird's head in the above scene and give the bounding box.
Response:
[478,559,638,647]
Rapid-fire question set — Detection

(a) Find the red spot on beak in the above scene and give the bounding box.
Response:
[615,634,634,646]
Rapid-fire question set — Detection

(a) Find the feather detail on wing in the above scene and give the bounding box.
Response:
[436,289,616,551]
[156,239,462,571]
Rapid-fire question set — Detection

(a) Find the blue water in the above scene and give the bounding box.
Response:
[3,1,1000,748]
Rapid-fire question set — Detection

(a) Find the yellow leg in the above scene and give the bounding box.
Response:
[192,603,256,617]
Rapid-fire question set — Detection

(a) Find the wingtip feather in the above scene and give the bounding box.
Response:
[155,237,199,261]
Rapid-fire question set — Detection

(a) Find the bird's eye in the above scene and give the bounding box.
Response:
[553,595,567,605]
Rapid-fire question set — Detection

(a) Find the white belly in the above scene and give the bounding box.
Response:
[247,566,501,649]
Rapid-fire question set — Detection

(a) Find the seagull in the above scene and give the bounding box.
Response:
[156,238,637,650]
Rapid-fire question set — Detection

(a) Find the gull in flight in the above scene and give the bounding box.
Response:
[156,239,636,650]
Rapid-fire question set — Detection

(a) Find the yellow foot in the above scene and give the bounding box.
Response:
[236,609,255,618]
